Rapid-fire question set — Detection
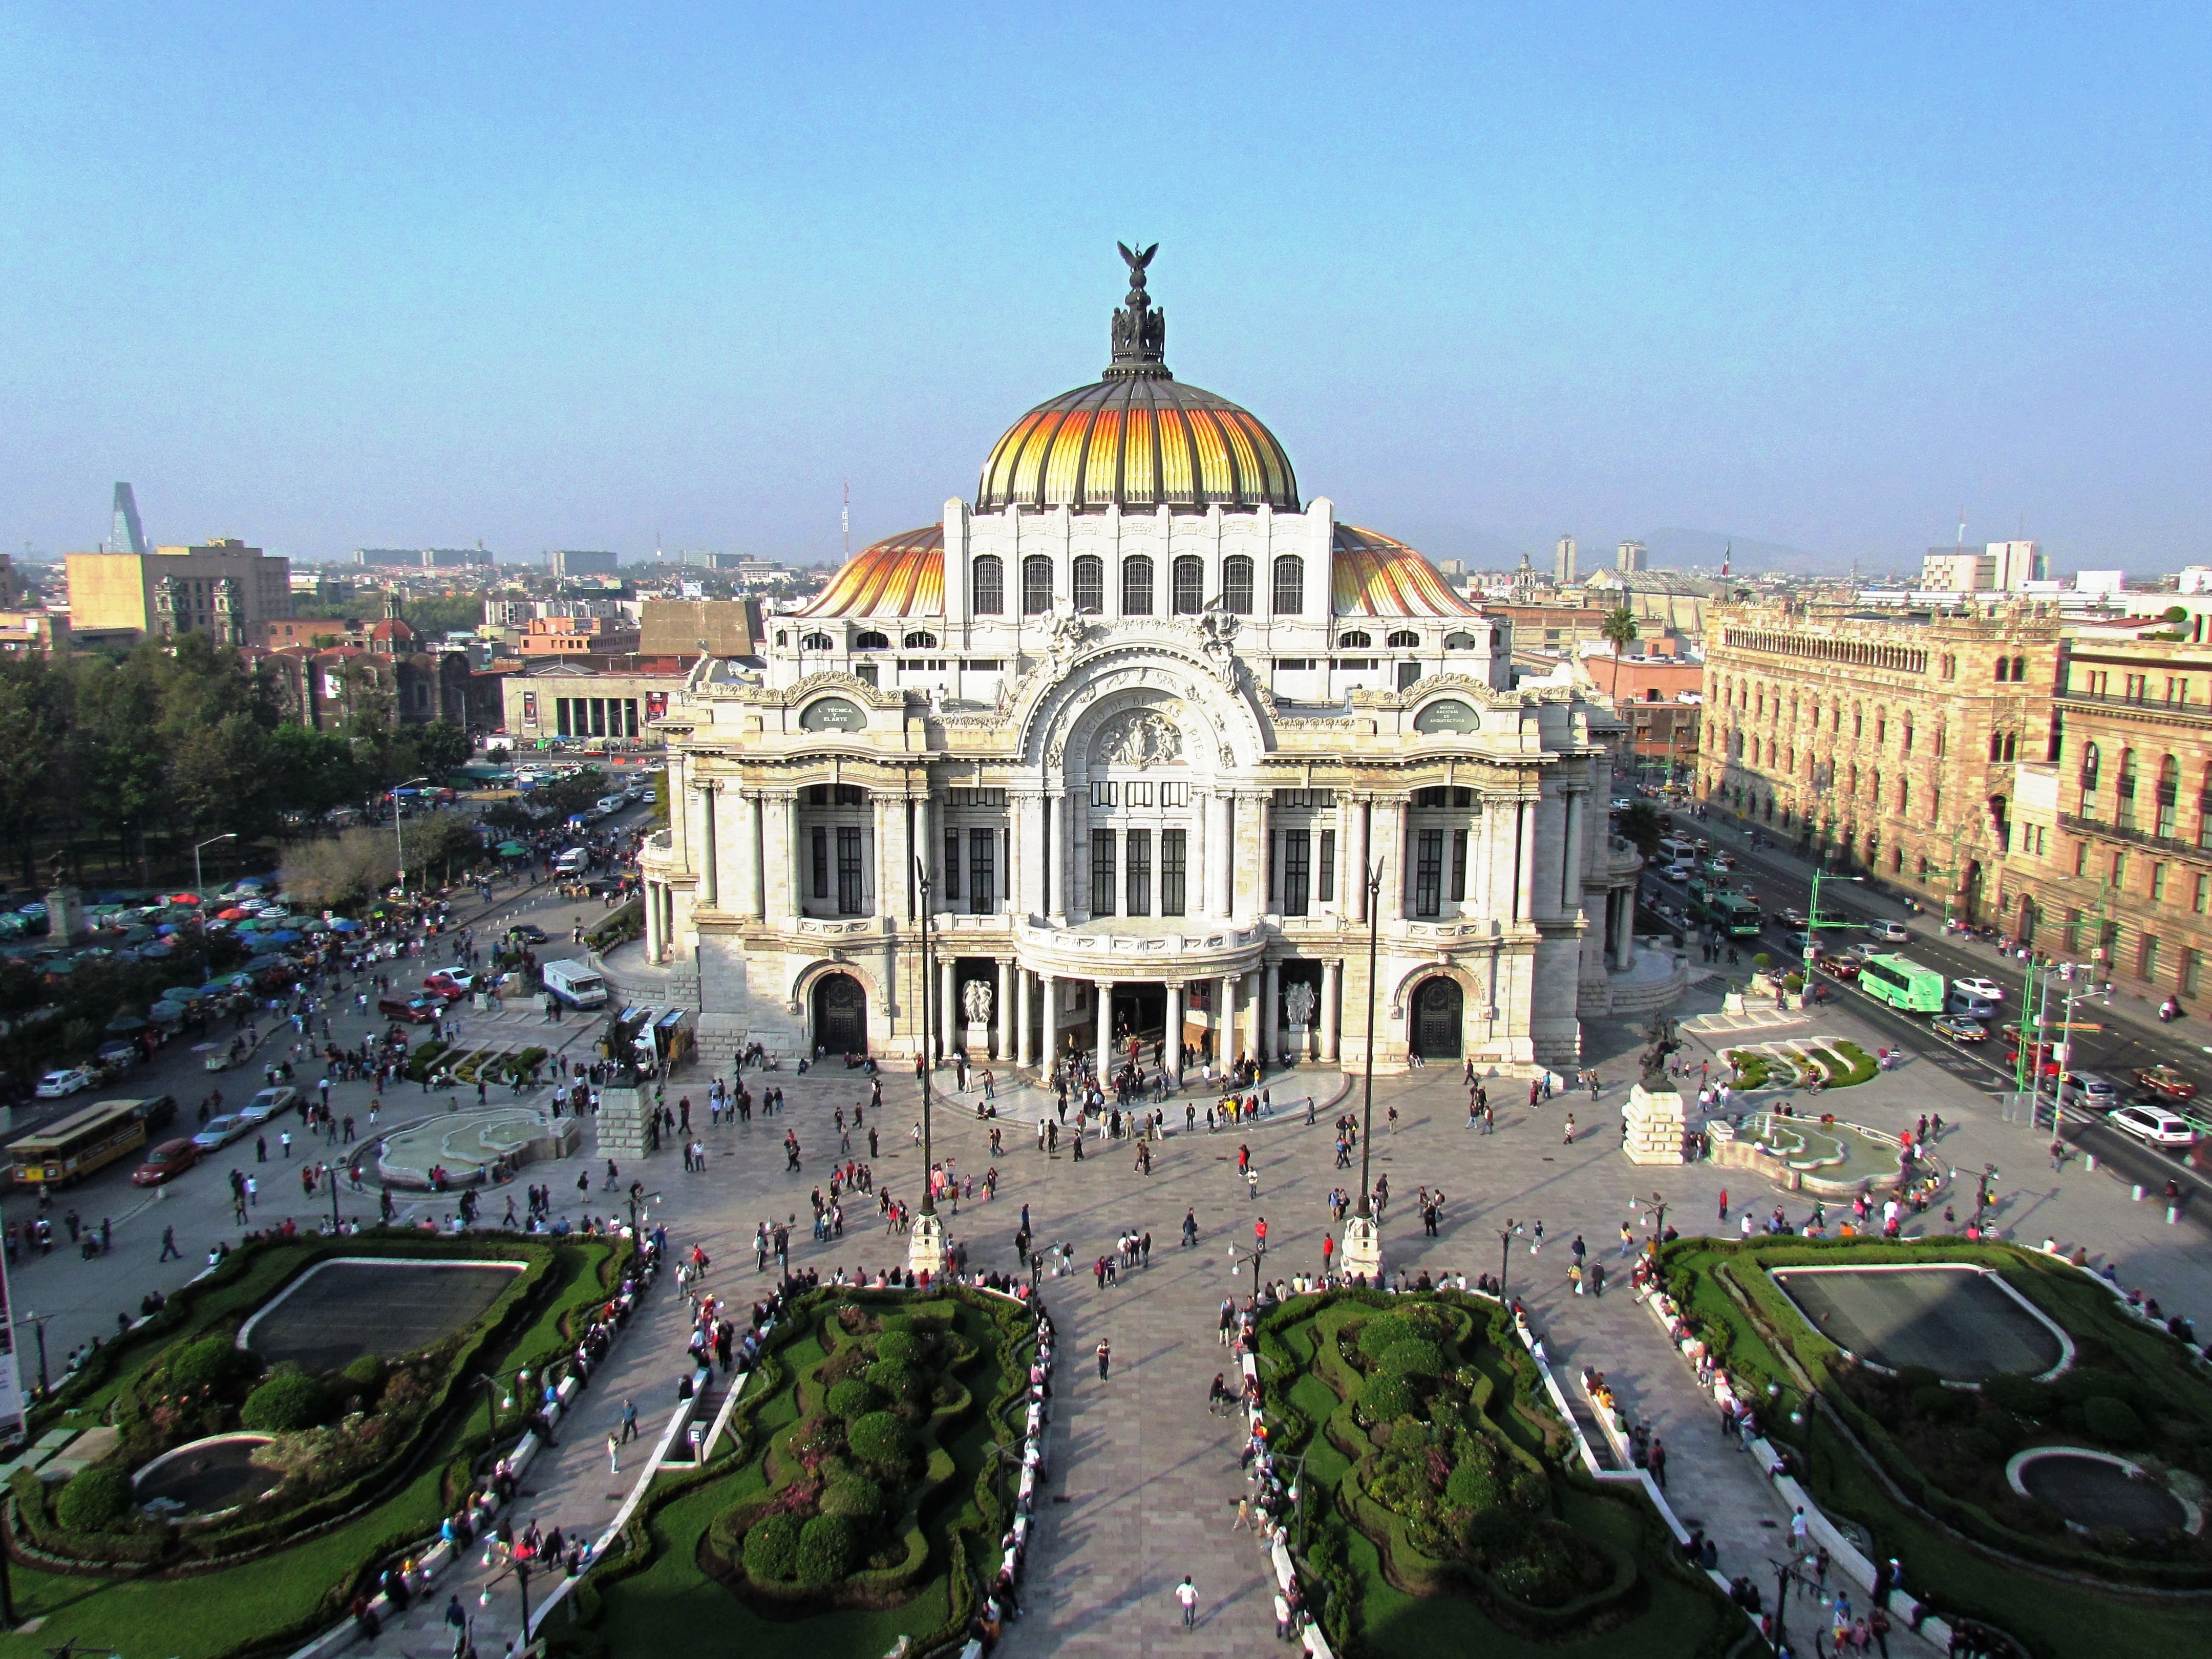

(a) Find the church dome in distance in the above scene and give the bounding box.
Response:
[975,246,1300,516]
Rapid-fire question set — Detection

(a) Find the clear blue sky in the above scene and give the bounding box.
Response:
[4,3,2207,573]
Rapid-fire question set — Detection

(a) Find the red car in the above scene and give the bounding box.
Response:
[2133,1064,2199,1102]
[1817,955,1861,982]
[421,973,474,1002]
[378,993,440,1024]
[131,1138,200,1186]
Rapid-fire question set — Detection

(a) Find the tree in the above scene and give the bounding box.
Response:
[1601,606,1640,657]
[0,655,66,888]
[412,720,473,777]
[266,725,369,820]
[280,826,399,910]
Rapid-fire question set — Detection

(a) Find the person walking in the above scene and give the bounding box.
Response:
[620,1398,638,1442]
[158,1224,182,1262]
[1176,1576,1198,1629]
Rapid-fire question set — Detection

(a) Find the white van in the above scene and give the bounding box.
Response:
[555,847,590,875]
[541,959,609,1009]
[595,795,628,818]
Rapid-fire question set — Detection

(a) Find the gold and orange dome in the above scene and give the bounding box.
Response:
[974,244,1300,515]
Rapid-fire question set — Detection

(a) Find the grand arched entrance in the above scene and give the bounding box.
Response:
[812,972,868,1055]
[1409,976,1463,1061]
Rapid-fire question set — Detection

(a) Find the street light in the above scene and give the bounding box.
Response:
[391,776,430,891]
[1494,1220,1522,1294]
[193,832,237,897]
[18,1310,50,1397]
[1342,858,1386,1284]
[910,857,942,1277]
[479,1556,533,1639]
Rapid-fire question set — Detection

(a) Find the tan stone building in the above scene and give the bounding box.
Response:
[1703,603,2062,919]
[65,540,292,644]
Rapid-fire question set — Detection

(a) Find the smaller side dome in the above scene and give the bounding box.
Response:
[797,525,944,618]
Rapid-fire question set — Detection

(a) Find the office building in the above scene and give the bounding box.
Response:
[66,539,292,645]
[548,549,622,578]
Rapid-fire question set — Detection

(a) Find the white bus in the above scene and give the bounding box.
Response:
[542,959,610,1009]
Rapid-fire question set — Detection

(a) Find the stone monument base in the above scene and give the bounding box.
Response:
[964,1022,991,1060]
[1341,1214,1383,1283]
[46,885,87,946]
[1286,1022,1311,1064]
[907,1211,947,1279]
[596,1085,652,1162]
[1623,1083,1689,1165]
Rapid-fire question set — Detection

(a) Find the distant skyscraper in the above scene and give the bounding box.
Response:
[110,483,147,555]
[1555,535,1577,586]
[1617,539,1647,573]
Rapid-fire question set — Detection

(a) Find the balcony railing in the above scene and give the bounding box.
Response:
[2059,812,2212,864]
[2056,689,2212,725]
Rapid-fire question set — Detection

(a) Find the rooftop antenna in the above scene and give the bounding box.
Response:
[1956,511,1966,547]
[842,482,851,563]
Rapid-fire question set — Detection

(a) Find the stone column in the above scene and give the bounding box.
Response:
[1347,796,1370,923]
[1210,792,1235,918]
[1219,971,1238,1067]
[1015,968,1033,1068]
[698,784,719,910]
[1516,798,1537,921]
[1254,792,1274,914]
[1262,961,1280,1065]
[939,956,956,1060]
[1015,795,1046,918]
[995,958,1013,1060]
[1560,788,1585,917]
[644,881,662,960]
[1322,958,1341,1062]
[787,793,805,922]
[739,792,765,919]
[1164,983,1184,1084]
[1065,785,1087,920]
[1096,981,1114,1081]
[1040,974,1059,1075]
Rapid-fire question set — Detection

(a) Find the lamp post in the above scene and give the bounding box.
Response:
[391,776,430,892]
[1341,859,1386,1283]
[193,832,236,898]
[19,1311,49,1397]
[909,859,944,1277]
[480,1556,533,1640]
[1494,1220,1521,1294]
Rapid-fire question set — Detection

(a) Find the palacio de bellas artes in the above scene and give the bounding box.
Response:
[626,249,1653,1081]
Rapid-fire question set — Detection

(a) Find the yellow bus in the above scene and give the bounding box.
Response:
[9,1099,152,1188]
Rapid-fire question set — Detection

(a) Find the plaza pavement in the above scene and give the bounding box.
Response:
[13,896,2212,1656]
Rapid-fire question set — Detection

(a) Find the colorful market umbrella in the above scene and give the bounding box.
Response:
[265,929,303,944]
[217,907,250,921]
[328,917,360,931]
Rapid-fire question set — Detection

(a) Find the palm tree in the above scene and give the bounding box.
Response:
[1601,606,1640,657]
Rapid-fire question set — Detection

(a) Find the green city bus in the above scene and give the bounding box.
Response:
[1858,953,1946,1014]
[1707,894,1763,938]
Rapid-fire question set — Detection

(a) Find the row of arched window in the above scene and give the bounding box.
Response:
[2078,743,2195,840]
[1337,630,1423,649]
[969,552,1304,618]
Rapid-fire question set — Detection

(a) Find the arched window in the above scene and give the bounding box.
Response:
[1172,555,1203,614]
[1121,555,1154,616]
[2157,755,2180,838]
[1072,555,1104,614]
[1337,630,1372,649]
[2012,655,2028,682]
[1875,709,1886,745]
[1271,554,1304,615]
[1221,555,1254,615]
[902,631,938,649]
[1021,554,1053,615]
[1443,632,1478,650]
[2080,741,2101,803]
[854,631,889,650]
[1386,629,1420,648]
[1995,657,2012,682]
[801,632,835,651]
[2117,748,2139,827]
[1988,731,2004,762]
[970,556,1003,615]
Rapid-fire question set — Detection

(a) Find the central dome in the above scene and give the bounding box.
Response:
[974,247,1301,515]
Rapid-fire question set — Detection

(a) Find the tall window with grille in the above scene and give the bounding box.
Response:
[812,826,830,899]
[1414,828,1445,917]
[971,555,1003,615]
[1221,555,1254,614]
[1318,828,1336,903]
[836,826,864,914]
[1121,555,1154,616]
[1090,830,1116,917]
[1450,828,1469,902]
[1073,556,1104,613]
[1272,554,1304,615]
[1161,828,1187,916]
[943,830,960,901]
[967,828,996,914]
[1172,556,1203,614]
[1281,831,1311,917]
[1125,828,1152,916]
[1022,555,1052,615]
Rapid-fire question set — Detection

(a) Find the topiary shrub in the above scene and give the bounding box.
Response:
[742,1512,802,1581]
[866,1357,922,1402]
[1380,1338,1445,1378]
[821,1475,886,1519]
[2083,1395,2144,1447]
[56,1466,131,1532]
[1982,1373,2052,1418]
[846,1410,910,1468]
[794,1514,858,1584]
[2054,1369,2132,1407]
[166,1333,250,1393]
[874,1330,920,1365]
[825,1378,881,1420]
[1445,1457,1498,1511]
[1357,1315,1416,1364]
[341,1354,388,1395]
[1357,1371,1416,1426]
[241,1371,331,1432]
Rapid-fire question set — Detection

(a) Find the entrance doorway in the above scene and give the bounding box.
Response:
[1409,976,1463,1061]
[812,972,867,1055]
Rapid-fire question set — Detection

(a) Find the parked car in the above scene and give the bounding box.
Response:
[1931,1015,1988,1044]
[378,993,440,1024]
[131,1138,200,1186]
[2109,1104,2196,1146]
[1951,976,2006,1003]
[1947,992,2000,1021]
[238,1086,296,1126]
[95,1039,140,1071]
[2061,1071,2122,1111]
[2132,1064,2198,1101]
[191,1114,250,1153]
[35,1065,95,1098]
[1865,919,1911,943]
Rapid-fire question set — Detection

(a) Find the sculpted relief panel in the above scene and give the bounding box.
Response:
[1095,710,1183,766]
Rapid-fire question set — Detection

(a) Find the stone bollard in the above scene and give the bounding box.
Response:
[2132,1183,2144,1201]
[2083,1153,2096,1172]
[2168,1205,2180,1225]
